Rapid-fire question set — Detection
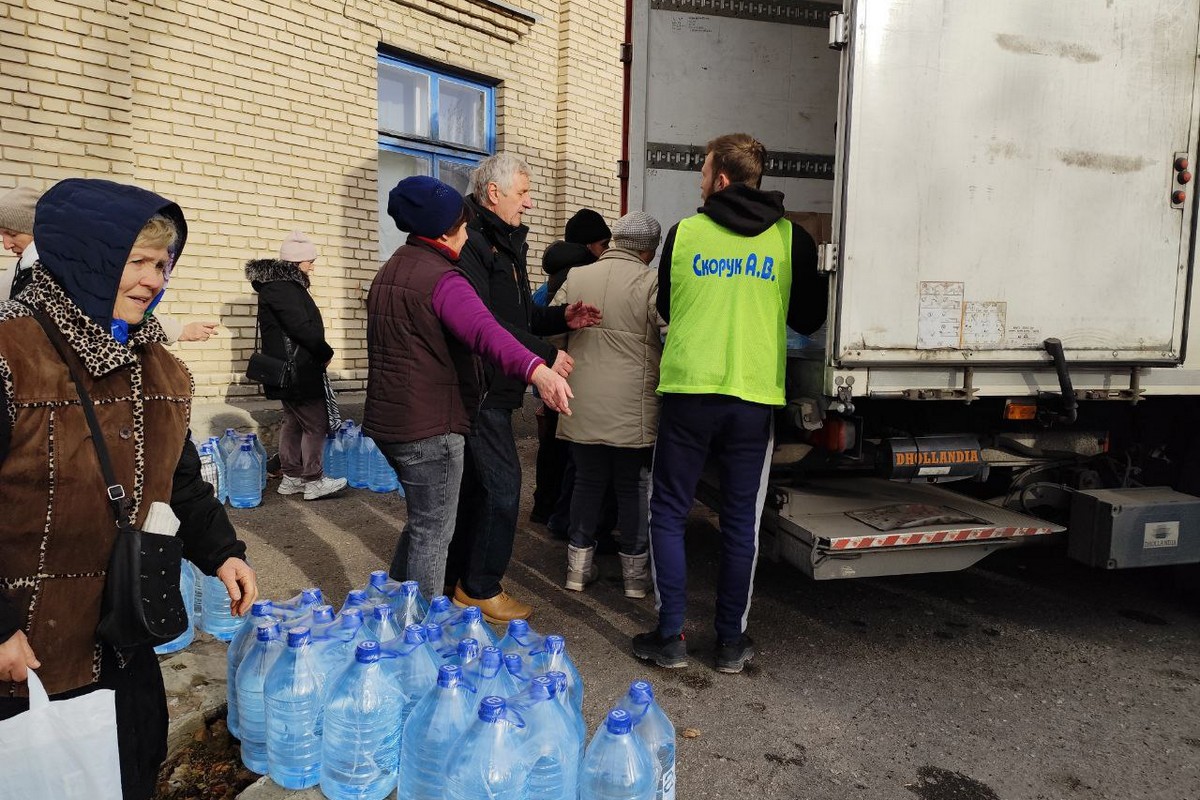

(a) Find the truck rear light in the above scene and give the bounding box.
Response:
[1003,400,1038,421]
[805,417,857,453]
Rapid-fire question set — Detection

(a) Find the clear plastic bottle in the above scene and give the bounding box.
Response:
[547,670,586,763]
[200,574,241,641]
[444,696,530,800]
[508,676,579,800]
[464,646,518,701]
[235,622,284,775]
[497,618,544,660]
[264,627,326,790]
[424,621,454,661]
[579,709,655,800]
[366,437,399,493]
[446,606,499,649]
[323,432,347,481]
[397,664,473,800]
[226,600,280,738]
[218,428,241,464]
[422,595,458,628]
[617,681,676,800]
[345,426,369,489]
[503,653,533,691]
[198,442,227,505]
[380,624,440,737]
[228,441,263,508]
[393,580,430,628]
[365,570,401,604]
[338,589,371,616]
[319,641,406,800]
[364,603,403,644]
[449,638,482,674]
[533,635,583,715]
[311,606,363,689]
[154,559,196,656]
[245,433,268,490]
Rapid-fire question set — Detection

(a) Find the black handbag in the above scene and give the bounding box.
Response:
[245,317,296,389]
[29,308,189,650]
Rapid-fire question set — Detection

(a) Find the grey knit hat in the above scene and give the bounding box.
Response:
[611,211,661,253]
[0,186,40,234]
[279,230,318,262]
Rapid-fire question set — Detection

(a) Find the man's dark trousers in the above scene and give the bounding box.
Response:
[447,408,522,599]
[648,393,774,643]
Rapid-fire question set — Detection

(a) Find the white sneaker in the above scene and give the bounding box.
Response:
[277,476,305,496]
[303,476,347,501]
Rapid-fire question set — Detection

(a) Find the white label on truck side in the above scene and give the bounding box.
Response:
[1144,521,1180,549]
[917,281,964,349]
[918,466,953,476]
[961,301,1007,347]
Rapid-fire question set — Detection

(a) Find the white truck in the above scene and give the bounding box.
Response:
[625,0,1200,579]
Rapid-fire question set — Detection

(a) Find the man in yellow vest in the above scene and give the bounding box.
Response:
[632,133,827,673]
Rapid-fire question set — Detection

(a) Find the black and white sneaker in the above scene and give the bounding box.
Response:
[631,630,688,669]
[715,634,755,674]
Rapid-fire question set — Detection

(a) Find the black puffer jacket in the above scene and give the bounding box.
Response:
[245,259,334,401]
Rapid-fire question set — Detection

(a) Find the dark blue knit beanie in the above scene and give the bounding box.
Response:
[387,176,465,239]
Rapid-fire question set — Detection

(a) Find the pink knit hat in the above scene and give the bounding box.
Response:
[279,230,318,262]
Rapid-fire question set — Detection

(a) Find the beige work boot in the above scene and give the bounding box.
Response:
[565,544,599,592]
[620,552,651,598]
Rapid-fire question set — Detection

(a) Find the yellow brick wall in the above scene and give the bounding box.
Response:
[0,0,624,398]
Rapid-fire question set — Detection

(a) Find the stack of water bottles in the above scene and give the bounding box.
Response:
[322,420,405,497]
[197,428,268,509]
[221,569,676,799]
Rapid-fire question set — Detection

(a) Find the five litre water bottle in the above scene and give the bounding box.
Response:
[509,675,579,800]
[154,559,197,655]
[393,580,430,627]
[218,428,241,464]
[235,621,284,774]
[246,433,269,490]
[446,606,499,648]
[265,627,326,790]
[380,624,439,736]
[503,653,534,690]
[423,595,457,628]
[320,641,406,800]
[618,681,676,800]
[548,670,586,761]
[424,621,454,660]
[226,600,281,738]
[228,441,263,508]
[444,696,530,800]
[323,432,347,481]
[345,426,368,489]
[498,618,543,659]
[534,635,584,714]
[580,709,655,800]
[366,438,399,493]
[398,664,473,800]
[365,570,401,604]
[198,442,227,505]
[465,646,518,701]
[201,574,241,641]
[364,603,403,644]
[339,589,370,616]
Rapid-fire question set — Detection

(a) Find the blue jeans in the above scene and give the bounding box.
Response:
[380,432,465,600]
[447,408,521,600]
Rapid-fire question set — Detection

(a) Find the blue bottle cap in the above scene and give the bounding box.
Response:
[342,607,364,624]
[546,671,568,694]
[429,596,451,613]
[529,676,553,701]
[400,581,420,596]
[544,634,565,654]
[287,627,311,647]
[345,589,369,607]
[226,428,237,436]
[239,442,252,451]
[404,624,426,644]
[311,605,335,625]
[457,638,480,660]
[480,647,502,669]
[424,623,444,642]
[628,680,654,704]
[302,588,324,605]
[462,607,482,624]
[437,664,462,687]
[250,600,273,617]
[478,696,505,722]
[369,570,388,588]
[503,653,523,672]
[356,641,381,663]
[255,622,279,641]
[248,433,259,442]
[373,604,393,621]
[606,709,633,735]
[507,619,528,636]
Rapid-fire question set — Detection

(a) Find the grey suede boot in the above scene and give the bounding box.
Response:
[565,544,599,591]
[620,552,651,598]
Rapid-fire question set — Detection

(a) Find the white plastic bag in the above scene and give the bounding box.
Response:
[0,670,122,799]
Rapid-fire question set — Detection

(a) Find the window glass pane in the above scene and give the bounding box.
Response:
[379,63,430,138]
[439,79,486,150]
[378,149,432,258]
[438,160,474,196]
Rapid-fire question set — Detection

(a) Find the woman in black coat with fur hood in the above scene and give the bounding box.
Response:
[246,231,346,501]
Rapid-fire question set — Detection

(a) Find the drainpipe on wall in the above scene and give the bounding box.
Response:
[619,0,634,213]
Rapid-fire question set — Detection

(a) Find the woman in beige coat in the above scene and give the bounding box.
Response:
[553,212,667,597]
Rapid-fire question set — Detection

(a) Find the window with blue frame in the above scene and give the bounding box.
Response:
[377,53,496,257]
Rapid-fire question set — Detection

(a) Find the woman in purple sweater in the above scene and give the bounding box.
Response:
[364,176,572,598]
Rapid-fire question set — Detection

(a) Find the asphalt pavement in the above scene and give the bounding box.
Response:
[225,436,1200,800]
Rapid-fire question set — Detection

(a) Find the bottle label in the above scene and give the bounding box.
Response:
[662,764,676,800]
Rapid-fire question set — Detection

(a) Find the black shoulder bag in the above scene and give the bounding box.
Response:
[245,315,296,389]
[30,308,188,650]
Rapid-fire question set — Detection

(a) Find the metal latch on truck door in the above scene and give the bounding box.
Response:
[828,13,848,49]
[818,243,837,273]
